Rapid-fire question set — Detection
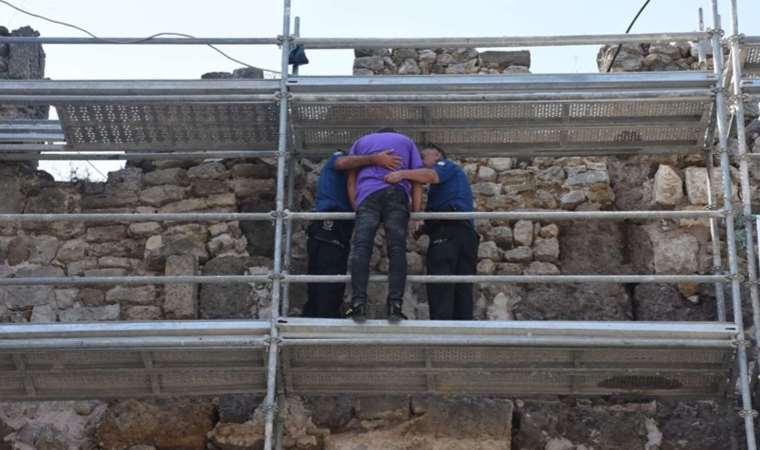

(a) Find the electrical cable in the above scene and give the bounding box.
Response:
[605,0,652,73]
[0,0,280,74]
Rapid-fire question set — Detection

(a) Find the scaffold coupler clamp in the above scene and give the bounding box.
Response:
[275,34,295,48]
[273,90,293,101]
[725,33,746,45]
[707,27,725,38]
[264,335,283,346]
[710,86,730,98]
[732,336,752,348]
[738,408,758,418]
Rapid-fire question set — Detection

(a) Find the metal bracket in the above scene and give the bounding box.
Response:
[730,272,746,283]
[733,337,752,348]
[264,335,283,345]
[707,27,726,38]
[273,91,293,101]
[711,86,730,97]
[738,408,758,418]
[725,33,746,45]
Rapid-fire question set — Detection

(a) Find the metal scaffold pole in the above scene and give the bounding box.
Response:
[264,1,291,449]
[728,0,760,377]
[711,1,758,448]
[281,15,301,319]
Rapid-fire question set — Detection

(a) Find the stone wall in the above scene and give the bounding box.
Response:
[0,38,754,449]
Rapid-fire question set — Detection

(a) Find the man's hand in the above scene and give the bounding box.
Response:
[372,150,402,170]
[384,171,406,184]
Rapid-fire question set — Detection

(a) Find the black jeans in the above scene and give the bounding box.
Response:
[426,222,479,320]
[303,220,353,318]
[350,187,410,306]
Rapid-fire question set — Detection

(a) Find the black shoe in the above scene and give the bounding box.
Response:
[387,301,407,323]
[346,302,367,323]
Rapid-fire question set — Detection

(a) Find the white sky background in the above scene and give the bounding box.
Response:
[3,0,759,180]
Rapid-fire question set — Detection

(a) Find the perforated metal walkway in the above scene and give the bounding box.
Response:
[0,320,736,400]
[0,321,270,400]
[0,72,715,159]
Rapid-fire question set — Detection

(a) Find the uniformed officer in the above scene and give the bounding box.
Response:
[303,148,402,318]
[384,144,478,320]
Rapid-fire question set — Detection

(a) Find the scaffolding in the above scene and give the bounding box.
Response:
[0,0,759,449]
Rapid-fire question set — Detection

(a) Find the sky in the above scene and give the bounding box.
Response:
[3,0,759,179]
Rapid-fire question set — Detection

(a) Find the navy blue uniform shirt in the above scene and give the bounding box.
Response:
[427,158,474,221]
[314,151,352,212]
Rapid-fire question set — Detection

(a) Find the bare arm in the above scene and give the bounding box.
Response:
[412,182,423,212]
[347,170,358,210]
[335,150,401,171]
[385,168,439,185]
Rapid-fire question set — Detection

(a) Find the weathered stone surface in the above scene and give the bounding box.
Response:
[503,246,532,263]
[486,226,513,248]
[158,198,208,213]
[653,165,684,206]
[105,285,156,305]
[560,190,586,208]
[76,288,105,306]
[634,284,714,321]
[513,220,533,247]
[231,163,275,179]
[303,396,352,430]
[128,222,162,237]
[533,237,560,262]
[142,168,189,186]
[187,161,227,180]
[479,50,530,68]
[523,261,560,275]
[124,305,161,320]
[514,284,631,320]
[164,254,198,319]
[144,233,208,270]
[59,304,120,322]
[56,239,87,263]
[30,304,56,322]
[218,395,261,424]
[96,399,215,450]
[86,225,127,243]
[139,185,187,207]
[328,397,513,450]
[199,256,264,319]
[564,169,609,186]
[477,241,502,261]
[684,166,709,205]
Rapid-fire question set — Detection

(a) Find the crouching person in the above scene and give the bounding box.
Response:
[303,148,401,318]
[385,144,478,320]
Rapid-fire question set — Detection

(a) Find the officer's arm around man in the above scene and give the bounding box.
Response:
[384,144,478,320]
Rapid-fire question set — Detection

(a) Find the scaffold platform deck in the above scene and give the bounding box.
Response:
[0,72,715,159]
[0,321,270,400]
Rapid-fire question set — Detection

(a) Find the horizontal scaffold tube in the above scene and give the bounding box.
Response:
[290,89,712,103]
[0,95,276,104]
[0,37,281,45]
[280,335,733,348]
[0,336,269,351]
[286,274,729,284]
[289,210,726,221]
[0,210,725,223]
[293,32,709,49]
[0,212,275,222]
[0,274,729,286]
[0,151,278,161]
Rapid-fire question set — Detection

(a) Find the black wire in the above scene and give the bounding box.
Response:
[605,0,653,73]
[0,0,280,74]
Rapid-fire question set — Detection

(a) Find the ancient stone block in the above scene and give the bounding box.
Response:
[143,168,189,186]
[105,285,156,305]
[487,226,513,248]
[124,305,161,320]
[684,166,709,205]
[533,238,560,262]
[164,254,198,319]
[139,185,187,207]
[503,246,532,263]
[59,304,120,322]
[523,261,560,275]
[128,222,162,237]
[653,164,684,206]
[477,241,502,261]
[513,220,533,247]
[96,399,215,450]
[85,225,127,243]
[56,239,87,263]
[187,162,227,180]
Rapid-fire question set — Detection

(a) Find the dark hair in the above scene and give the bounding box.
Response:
[375,127,397,133]
[421,143,446,159]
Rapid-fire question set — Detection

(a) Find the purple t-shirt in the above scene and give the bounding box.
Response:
[349,132,423,207]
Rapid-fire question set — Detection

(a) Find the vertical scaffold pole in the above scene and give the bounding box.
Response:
[728,0,760,374]
[698,8,707,68]
[711,1,758,448]
[282,15,301,318]
[264,1,291,449]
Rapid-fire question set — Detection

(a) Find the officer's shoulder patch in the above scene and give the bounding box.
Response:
[437,161,446,166]
[333,151,343,156]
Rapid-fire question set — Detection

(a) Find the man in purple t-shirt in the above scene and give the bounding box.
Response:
[346,128,423,322]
